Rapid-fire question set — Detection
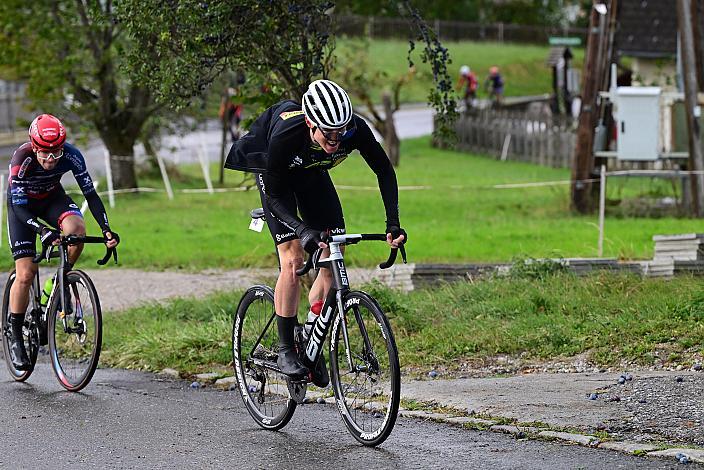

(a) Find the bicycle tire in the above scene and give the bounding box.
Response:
[329,291,400,447]
[48,270,102,392]
[232,285,296,430]
[1,271,40,381]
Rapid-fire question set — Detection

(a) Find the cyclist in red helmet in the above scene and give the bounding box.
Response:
[5,114,119,371]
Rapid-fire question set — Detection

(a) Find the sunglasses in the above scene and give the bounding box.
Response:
[36,147,64,161]
[317,120,356,144]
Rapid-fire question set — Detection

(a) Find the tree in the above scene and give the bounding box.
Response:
[117,1,337,105]
[119,0,457,141]
[0,0,160,189]
[334,39,415,166]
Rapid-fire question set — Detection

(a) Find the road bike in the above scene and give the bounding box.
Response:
[232,208,405,446]
[1,235,117,392]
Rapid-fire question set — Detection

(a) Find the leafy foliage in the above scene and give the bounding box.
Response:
[400,1,457,143]
[117,0,337,106]
[0,0,158,188]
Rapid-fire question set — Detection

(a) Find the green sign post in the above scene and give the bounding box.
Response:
[548,37,582,46]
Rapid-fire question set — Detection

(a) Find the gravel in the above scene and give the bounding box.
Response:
[603,373,704,445]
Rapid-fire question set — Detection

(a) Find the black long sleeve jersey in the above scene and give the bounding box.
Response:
[225,100,400,233]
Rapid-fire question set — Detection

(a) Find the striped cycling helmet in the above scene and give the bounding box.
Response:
[302,79,353,129]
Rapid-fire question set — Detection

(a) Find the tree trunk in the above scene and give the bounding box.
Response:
[100,133,138,189]
[382,92,400,167]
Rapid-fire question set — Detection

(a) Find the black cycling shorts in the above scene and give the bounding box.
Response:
[256,170,345,245]
[7,192,83,260]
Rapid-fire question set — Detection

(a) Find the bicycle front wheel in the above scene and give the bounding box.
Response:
[330,291,400,447]
[48,270,102,392]
[1,271,40,381]
[232,285,296,430]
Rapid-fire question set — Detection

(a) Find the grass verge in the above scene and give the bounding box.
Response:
[334,38,583,102]
[101,272,704,376]
[3,136,699,271]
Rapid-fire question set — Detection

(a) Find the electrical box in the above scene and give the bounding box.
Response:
[616,86,661,160]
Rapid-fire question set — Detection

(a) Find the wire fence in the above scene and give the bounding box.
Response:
[334,15,587,45]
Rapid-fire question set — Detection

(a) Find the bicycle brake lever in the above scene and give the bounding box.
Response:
[399,244,407,264]
[97,247,115,265]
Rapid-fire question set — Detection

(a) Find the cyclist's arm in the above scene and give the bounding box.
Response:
[70,152,111,232]
[263,138,306,233]
[8,154,49,234]
[354,119,401,227]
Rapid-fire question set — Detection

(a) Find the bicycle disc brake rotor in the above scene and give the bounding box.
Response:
[74,318,88,344]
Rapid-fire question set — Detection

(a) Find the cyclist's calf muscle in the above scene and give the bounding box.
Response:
[275,240,305,318]
[9,258,38,313]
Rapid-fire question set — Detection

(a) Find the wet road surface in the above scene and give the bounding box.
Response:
[0,358,677,469]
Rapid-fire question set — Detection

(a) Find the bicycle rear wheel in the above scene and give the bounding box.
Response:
[48,270,102,392]
[232,285,296,430]
[330,291,400,447]
[1,271,40,381]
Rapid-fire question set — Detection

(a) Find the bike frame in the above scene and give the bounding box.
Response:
[250,233,402,379]
[33,235,115,334]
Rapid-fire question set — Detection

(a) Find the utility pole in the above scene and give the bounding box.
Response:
[571,2,606,213]
[677,0,704,217]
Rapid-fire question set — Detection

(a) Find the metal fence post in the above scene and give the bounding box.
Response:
[103,150,116,208]
[598,164,606,257]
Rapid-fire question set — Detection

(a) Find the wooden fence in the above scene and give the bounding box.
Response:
[452,109,577,168]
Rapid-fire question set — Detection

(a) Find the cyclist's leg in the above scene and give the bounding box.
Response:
[295,171,344,387]
[296,170,346,308]
[45,193,84,265]
[8,208,38,314]
[7,212,37,369]
[255,174,309,377]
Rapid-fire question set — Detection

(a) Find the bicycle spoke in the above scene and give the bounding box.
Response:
[49,272,102,392]
[232,286,296,430]
[331,291,400,446]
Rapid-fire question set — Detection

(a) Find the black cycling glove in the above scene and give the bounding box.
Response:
[386,225,408,244]
[295,226,323,254]
[40,227,60,246]
[103,229,120,246]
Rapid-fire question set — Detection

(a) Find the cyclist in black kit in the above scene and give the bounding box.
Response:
[225,80,407,385]
[6,114,119,370]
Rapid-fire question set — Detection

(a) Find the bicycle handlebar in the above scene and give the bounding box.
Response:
[32,235,118,265]
[295,233,407,277]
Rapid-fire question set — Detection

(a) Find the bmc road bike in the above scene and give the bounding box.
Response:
[1,235,117,392]
[232,208,405,446]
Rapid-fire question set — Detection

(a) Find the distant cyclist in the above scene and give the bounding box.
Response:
[6,114,119,370]
[225,80,406,386]
[457,65,478,109]
[485,66,504,107]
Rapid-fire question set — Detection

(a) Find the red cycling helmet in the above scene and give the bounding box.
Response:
[28,114,66,150]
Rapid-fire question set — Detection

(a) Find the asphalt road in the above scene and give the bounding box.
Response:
[0,358,677,469]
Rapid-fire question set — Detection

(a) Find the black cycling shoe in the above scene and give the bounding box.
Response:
[277,347,309,378]
[311,354,329,388]
[9,337,31,371]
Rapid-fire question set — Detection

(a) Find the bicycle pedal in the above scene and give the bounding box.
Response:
[287,378,308,404]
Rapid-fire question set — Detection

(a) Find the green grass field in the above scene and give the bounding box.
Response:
[333,38,583,103]
[0,136,697,271]
[101,271,704,375]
